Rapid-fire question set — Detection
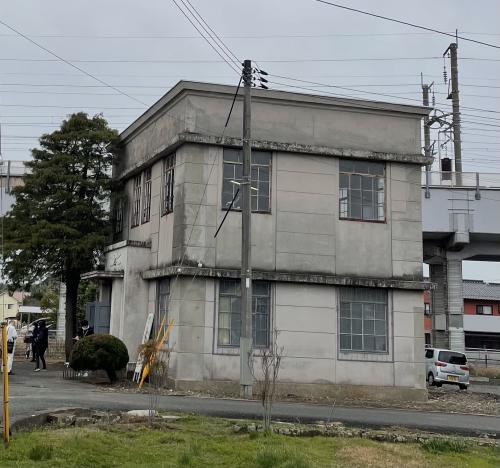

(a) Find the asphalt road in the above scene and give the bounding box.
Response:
[7,361,500,437]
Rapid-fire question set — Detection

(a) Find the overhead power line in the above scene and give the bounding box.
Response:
[0,19,149,107]
[313,0,500,49]
[1,56,499,63]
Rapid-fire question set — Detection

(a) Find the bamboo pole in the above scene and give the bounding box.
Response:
[1,323,9,446]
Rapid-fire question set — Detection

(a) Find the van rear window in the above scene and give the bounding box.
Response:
[438,351,467,365]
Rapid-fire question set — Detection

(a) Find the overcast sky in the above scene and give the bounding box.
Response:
[0,0,499,281]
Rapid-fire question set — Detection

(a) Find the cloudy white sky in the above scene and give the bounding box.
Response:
[0,0,499,281]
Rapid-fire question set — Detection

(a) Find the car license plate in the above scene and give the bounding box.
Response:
[447,375,459,382]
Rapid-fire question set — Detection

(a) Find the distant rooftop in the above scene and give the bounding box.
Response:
[463,280,500,301]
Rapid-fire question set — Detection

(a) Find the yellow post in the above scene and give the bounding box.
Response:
[1,323,9,446]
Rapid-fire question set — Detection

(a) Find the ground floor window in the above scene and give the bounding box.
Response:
[339,287,388,353]
[425,332,431,346]
[218,279,270,347]
[154,279,170,336]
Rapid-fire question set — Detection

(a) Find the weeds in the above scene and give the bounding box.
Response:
[255,447,311,468]
[422,438,469,454]
[177,442,202,466]
[28,445,53,461]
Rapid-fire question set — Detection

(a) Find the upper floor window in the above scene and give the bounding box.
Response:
[217,279,271,348]
[424,303,431,316]
[162,154,175,215]
[339,287,388,353]
[130,174,142,228]
[476,305,493,315]
[222,149,271,213]
[339,160,385,222]
[114,198,124,234]
[142,168,152,224]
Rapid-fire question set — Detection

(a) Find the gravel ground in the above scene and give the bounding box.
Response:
[96,379,500,416]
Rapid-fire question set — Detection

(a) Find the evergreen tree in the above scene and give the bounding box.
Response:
[3,113,118,358]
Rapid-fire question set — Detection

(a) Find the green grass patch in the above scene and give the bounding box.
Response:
[27,444,53,461]
[422,438,469,454]
[0,416,497,467]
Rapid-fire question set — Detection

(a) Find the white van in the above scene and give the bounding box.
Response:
[425,348,469,390]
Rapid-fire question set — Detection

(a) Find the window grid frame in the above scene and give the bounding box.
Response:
[339,160,386,223]
[141,167,152,224]
[114,197,124,235]
[130,174,142,228]
[162,154,175,216]
[217,279,271,348]
[339,288,388,354]
[222,149,272,214]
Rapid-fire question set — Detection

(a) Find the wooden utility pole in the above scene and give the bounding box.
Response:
[240,59,253,398]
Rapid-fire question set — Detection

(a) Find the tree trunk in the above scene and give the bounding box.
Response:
[65,271,81,361]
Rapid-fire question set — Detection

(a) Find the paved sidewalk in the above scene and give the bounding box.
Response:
[6,360,500,437]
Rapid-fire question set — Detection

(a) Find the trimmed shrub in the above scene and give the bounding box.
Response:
[70,334,129,383]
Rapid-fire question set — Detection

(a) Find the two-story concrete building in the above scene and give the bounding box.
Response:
[86,81,431,401]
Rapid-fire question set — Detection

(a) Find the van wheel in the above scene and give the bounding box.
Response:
[428,373,435,386]
[459,384,468,391]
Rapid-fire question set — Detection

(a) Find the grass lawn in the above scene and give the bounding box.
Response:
[0,416,498,467]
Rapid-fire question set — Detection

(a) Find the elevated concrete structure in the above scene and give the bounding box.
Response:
[422,171,500,351]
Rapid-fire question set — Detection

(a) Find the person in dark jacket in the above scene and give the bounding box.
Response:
[26,321,39,361]
[75,320,94,341]
[34,320,48,372]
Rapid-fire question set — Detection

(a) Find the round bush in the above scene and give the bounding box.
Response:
[70,334,129,383]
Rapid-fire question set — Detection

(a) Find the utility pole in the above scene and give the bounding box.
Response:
[240,59,253,398]
[422,82,431,198]
[444,42,462,173]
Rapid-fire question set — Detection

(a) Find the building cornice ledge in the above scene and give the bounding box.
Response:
[141,265,433,290]
[104,239,151,253]
[116,132,432,180]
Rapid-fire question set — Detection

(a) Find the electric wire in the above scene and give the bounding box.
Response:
[313,0,500,50]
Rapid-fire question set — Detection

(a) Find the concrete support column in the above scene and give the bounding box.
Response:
[429,263,448,348]
[447,259,465,353]
[429,258,464,352]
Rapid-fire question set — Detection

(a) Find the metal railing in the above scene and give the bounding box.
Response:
[466,347,500,368]
[422,171,500,189]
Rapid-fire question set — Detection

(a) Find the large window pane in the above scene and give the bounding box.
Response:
[339,287,388,353]
[222,148,272,213]
[218,279,270,347]
[339,159,385,222]
[130,174,142,228]
[162,154,175,215]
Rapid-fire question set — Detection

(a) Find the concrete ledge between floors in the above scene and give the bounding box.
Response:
[142,265,432,291]
[172,379,428,403]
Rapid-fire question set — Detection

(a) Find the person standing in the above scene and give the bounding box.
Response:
[26,321,39,362]
[6,320,18,375]
[34,320,48,372]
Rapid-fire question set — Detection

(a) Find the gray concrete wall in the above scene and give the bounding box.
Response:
[166,278,425,393]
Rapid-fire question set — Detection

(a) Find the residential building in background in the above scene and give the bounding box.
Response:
[0,291,20,321]
[84,81,431,401]
[424,280,500,350]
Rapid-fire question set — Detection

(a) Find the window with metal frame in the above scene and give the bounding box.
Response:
[154,278,170,337]
[339,287,388,353]
[339,160,385,221]
[222,148,271,213]
[424,303,432,316]
[217,279,271,347]
[130,174,142,228]
[162,154,175,215]
[142,168,152,224]
[476,304,493,315]
[114,198,124,234]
